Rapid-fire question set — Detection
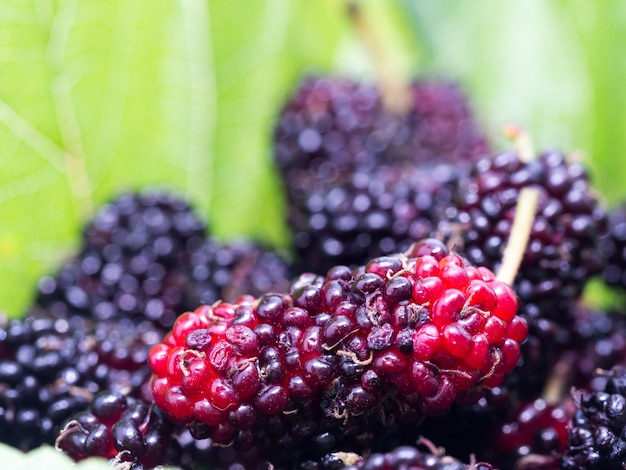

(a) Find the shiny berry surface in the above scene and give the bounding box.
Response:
[149,241,526,460]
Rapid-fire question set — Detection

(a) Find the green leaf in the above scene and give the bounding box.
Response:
[553,0,626,206]
[0,443,180,470]
[0,0,354,318]
[401,0,626,205]
[403,1,590,150]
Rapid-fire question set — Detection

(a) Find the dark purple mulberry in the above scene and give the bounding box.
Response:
[599,202,626,289]
[275,76,489,272]
[440,150,607,325]
[274,77,488,196]
[55,390,181,469]
[34,189,209,329]
[562,367,626,469]
[288,164,458,273]
[0,315,162,451]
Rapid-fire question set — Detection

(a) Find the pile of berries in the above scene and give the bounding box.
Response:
[3,69,626,470]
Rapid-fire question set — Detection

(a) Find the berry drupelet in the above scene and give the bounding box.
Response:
[149,239,528,462]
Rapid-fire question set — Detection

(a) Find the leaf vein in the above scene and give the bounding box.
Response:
[47,0,94,218]
[0,98,66,172]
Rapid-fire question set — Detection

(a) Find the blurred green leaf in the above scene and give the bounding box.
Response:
[554,0,626,206]
[402,1,590,150]
[401,0,626,205]
[0,443,180,470]
[0,0,357,317]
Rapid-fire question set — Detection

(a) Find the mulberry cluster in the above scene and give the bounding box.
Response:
[35,190,207,328]
[0,315,163,451]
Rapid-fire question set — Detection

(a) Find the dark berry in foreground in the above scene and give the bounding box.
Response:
[0,315,97,451]
[562,366,626,469]
[56,390,181,469]
[0,314,163,451]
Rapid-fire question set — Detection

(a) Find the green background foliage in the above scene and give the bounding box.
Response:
[1,0,626,466]
[0,443,181,469]
[0,0,625,320]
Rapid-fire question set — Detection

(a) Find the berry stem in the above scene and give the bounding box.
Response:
[542,351,577,405]
[503,123,536,163]
[347,1,412,115]
[496,125,540,285]
[495,186,540,285]
[330,452,362,466]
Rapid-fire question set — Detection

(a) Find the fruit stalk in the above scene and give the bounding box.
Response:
[347,1,411,114]
[496,126,540,285]
[495,186,540,285]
